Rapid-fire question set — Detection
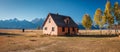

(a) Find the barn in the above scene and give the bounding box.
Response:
[42,13,78,36]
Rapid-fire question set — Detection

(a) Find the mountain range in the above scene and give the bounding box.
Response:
[0,18,102,29]
[77,23,100,30]
[0,18,44,29]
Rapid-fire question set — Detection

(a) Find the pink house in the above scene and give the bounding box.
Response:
[42,13,78,36]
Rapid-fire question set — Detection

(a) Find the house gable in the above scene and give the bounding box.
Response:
[43,14,58,35]
[43,14,55,27]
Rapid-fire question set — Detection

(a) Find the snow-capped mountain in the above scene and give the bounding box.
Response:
[0,18,44,29]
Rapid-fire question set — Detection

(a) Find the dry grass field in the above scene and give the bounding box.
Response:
[0,29,120,52]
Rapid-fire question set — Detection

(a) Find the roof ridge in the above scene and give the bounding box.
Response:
[49,13,70,17]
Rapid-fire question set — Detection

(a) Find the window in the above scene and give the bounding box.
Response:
[62,27,65,32]
[52,27,54,31]
[66,20,69,24]
[72,27,75,31]
[45,27,47,30]
[49,18,51,23]
[64,18,70,24]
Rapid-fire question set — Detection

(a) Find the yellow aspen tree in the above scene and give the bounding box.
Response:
[113,3,120,35]
[113,2,120,24]
[94,8,103,34]
[82,14,92,35]
[104,1,114,34]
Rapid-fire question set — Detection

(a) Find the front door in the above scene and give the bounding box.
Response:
[68,28,70,35]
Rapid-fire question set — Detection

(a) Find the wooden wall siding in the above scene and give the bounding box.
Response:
[58,27,67,35]
[69,27,78,35]
[58,27,78,35]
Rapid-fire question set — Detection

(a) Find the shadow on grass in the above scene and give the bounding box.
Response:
[0,32,21,37]
[64,34,119,38]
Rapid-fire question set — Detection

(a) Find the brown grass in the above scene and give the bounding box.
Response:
[0,29,120,52]
[79,30,120,35]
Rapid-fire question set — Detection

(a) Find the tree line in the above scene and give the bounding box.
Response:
[82,1,120,35]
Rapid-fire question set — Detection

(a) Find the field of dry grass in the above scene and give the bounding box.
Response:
[0,29,120,52]
[79,30,120,35]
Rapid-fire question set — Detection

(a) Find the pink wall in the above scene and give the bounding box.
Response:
[43,15,58,35]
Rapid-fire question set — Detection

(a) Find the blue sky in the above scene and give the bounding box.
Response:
[0,0,119,22]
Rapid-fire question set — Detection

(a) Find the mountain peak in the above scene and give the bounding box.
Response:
[0,18,45,29]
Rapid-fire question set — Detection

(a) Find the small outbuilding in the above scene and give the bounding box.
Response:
[42,13,78,36]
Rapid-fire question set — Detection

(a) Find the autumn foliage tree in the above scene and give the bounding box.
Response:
[113,2,120,24]
[112,2,120,35]
[104,1,114,34]
[94,8,105,34]
[81,0,119,35]
[82,14,92,34]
